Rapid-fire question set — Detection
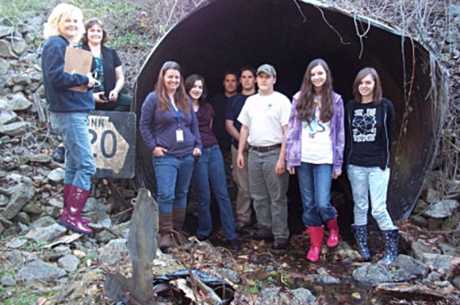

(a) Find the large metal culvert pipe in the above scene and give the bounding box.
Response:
[134,0,447,221]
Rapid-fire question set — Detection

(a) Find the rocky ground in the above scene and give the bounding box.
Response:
[1,1,460,305]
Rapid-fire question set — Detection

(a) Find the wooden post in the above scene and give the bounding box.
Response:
[104,188,158,305]
[127,188,158,304]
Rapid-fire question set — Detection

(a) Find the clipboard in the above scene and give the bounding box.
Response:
[64,47,93,92]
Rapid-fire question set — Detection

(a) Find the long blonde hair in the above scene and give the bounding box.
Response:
[43,3,84,44]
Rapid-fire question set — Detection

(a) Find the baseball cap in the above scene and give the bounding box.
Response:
[256,64,276,77]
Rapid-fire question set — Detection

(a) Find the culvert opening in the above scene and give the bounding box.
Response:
[134,0,446,232]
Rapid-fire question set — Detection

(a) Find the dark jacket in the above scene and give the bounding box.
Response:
[82,44,121,97]
[41,35,94,113]
[345,98,395,169]
[139,91,202,158]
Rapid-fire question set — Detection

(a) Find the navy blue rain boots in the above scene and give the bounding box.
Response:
[379,229,399,265]
[352,224,371,261]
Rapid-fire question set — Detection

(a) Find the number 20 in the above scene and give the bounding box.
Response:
[89,129,117,158]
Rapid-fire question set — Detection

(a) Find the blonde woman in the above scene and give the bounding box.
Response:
[42,3,97,234]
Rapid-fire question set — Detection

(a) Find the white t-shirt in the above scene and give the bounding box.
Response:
[237,91,291,146]
[301,108,333,164]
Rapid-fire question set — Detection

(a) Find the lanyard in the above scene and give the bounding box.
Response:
[170,99,182,128]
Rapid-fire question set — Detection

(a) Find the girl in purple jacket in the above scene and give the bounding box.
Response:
[286,58,345,262]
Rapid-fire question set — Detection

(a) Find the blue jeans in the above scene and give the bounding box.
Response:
[153,154,194,214]
[347,165,397,230]
[192,145,237,240]
[297,162,336,226]
[49,112,96,191]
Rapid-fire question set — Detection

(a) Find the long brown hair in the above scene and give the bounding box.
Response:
[352,67,383,104]
[155,61,189,112]
[185,74,207,105]
[82,18,107,47]
[296,58,333,123]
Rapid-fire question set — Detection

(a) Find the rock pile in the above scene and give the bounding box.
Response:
[0,15,138,305]
[1,3,460,305]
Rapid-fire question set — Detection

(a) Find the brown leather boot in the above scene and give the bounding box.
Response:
[158,213,174,252]
[172,208,186,231]
[172,207,188,245]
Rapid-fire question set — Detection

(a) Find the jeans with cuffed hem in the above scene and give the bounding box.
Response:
[248,147,289,240]
[347,164,397,231]
[297,162,336,226]
[49,112,96,191]
[192,145,237,240]
[153,154,194,214]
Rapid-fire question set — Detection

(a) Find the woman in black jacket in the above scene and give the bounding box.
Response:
[82,18,132,111]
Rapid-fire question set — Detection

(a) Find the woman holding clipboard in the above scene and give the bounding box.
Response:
[42,3,97,235]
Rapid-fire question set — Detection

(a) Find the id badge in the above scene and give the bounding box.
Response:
[176,129,184,143]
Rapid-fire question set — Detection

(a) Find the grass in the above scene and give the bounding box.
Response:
[20,239,47,252]
[79,249,97,267]
[244,278,262,294]
[70,0,137,20]
[0,272,58,305]
[0,0,49,25]
[1,0,149,49]
[70,0,147,49]
[109,31,149,49]
[0,274,38,305]
[0,270,15,277]
[4,291,39,305]
[69,0,148,49]
[0,0,136,21]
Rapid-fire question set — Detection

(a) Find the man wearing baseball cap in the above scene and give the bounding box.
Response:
[236,64,291,250]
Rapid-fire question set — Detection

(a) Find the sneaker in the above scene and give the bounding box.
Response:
[271,238,289,251]
[228,239,242,251]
